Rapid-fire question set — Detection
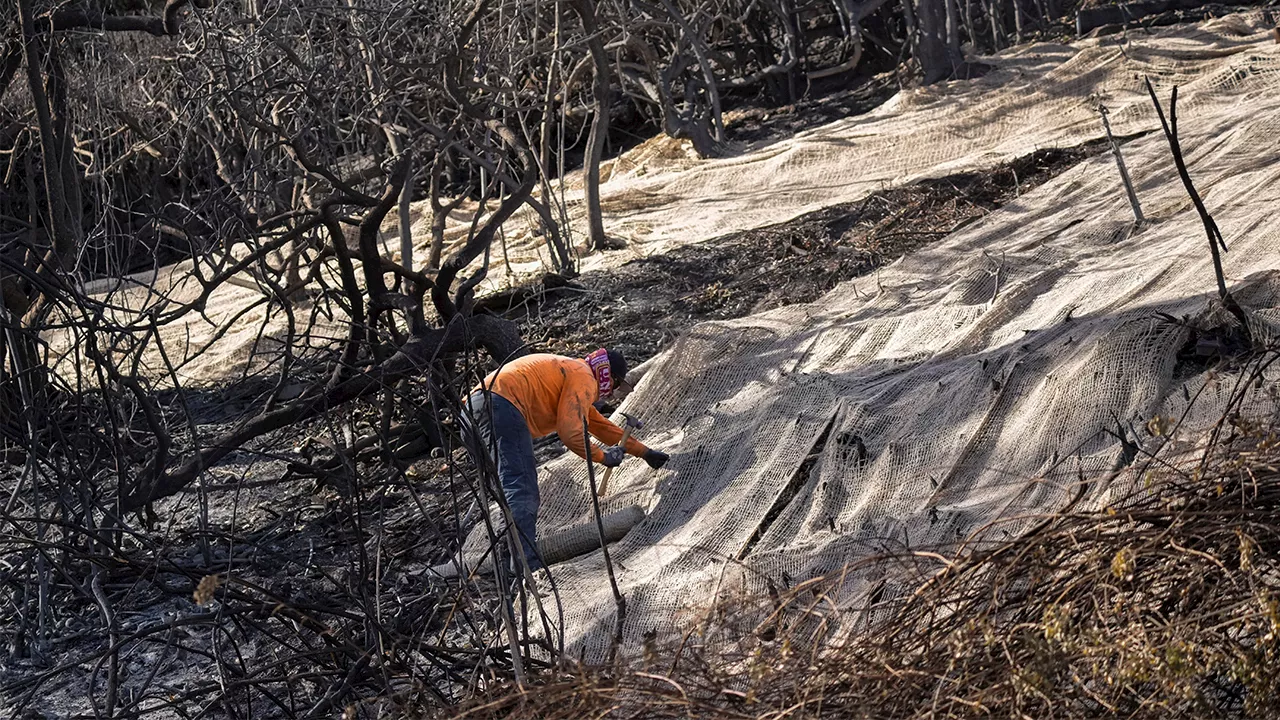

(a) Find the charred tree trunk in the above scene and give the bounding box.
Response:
[568,0,615,251]
[913,0,961,84]
[18,0,80,321]
[624,34,722,159]
[945,0,962,58]
[660,0,725,145]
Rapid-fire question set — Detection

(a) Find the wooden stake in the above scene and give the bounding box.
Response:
[1098,104,1144,224]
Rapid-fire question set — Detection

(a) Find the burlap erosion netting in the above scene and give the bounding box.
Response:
[525,15,1280,659]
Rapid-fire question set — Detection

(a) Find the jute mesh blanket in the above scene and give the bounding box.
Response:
[526,14,1280,658]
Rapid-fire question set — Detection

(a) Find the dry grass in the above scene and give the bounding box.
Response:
[447,360,1280,719]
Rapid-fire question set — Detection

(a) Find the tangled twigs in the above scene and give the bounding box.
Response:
[0,360,531,714]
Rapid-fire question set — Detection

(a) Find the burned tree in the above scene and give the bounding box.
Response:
[0,0,570,711]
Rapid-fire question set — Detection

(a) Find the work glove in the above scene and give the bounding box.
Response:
[643,449,670,470]
[601,444,626,468]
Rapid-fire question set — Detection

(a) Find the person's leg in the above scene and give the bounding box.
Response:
[463,391,543,571]
[488,394,542,571]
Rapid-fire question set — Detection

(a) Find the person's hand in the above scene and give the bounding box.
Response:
[601,444,625,468]
[643,449,669,469]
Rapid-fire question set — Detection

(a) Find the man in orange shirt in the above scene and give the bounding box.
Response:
[463,349,669,572]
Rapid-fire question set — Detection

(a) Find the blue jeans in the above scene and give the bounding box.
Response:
[464,391,543,571]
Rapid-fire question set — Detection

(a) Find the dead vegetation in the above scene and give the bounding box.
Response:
[1,0,1272,716]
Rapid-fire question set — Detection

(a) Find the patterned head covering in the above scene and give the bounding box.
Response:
[585,348,614,398]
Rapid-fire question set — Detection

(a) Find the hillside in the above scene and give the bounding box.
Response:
[2,3,1280,718]
[524,12,1280,660]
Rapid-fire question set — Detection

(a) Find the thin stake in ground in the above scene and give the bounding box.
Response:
[1097,103,1144,224]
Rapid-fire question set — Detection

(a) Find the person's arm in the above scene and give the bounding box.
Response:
[556,382,605,463]
[587,405,649,457]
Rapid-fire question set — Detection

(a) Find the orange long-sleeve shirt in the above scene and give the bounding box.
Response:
[475,354,649,463]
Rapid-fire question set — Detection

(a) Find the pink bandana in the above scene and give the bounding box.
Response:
[585,348,613,398]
